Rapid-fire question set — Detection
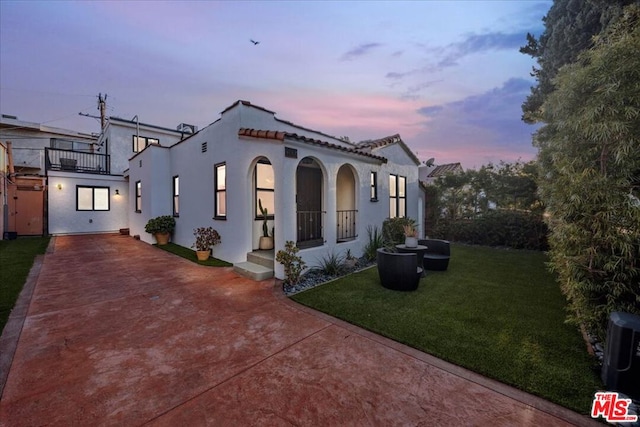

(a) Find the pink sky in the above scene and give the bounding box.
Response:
[0,1,550,169]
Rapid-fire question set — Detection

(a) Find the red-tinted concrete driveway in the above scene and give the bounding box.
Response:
[0,234,597,426]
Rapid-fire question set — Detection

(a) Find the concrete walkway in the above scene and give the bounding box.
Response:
[0,234,597,426]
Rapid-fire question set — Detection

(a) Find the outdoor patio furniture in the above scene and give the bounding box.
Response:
[60,158,77,171]
[418,239,450,271]
[395,244,428,277]
[376,248,422,291]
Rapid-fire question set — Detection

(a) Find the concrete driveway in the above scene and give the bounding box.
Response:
[0,234,596,426]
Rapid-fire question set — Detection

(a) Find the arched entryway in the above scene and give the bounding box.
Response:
[296,157,323,248]
[336,164,357,242]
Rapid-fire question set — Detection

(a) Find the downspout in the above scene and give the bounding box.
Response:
[132,115,139,144]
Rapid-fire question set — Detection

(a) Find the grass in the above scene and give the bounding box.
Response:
[153,242,232,267]
[291,243,602,414]
[0,237,50,333]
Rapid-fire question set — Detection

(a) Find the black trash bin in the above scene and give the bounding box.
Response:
[601,312,640,399]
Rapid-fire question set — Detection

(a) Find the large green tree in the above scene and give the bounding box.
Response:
[535,4,640,339]
[520,0,634,123]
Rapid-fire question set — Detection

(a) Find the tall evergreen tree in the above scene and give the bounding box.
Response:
[534,4,640,339]
[520,0,633,123]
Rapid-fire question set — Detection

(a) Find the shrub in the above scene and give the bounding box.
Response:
[382,217,417,247]
[276,241,306,286]
[314,251,346,276]
[144,215,176,234]
[430,210,548,251]
[363,225,384,261]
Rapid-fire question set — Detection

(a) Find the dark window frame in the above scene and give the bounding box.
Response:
[76,185,110,211]
[172,175,179,217]
[370,171,378,202]
[389,173,407,218]
[135,180,142,213]
[255,160,275,220]
[132,135,160,153]
[214,162,226,220]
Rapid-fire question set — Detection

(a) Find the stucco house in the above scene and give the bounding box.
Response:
[127,100,423,280]
[46,116,193,236]
[0,115,97,236]
[2,101,424,281]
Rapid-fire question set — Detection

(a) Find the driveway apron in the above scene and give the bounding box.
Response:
[0,234,596,426]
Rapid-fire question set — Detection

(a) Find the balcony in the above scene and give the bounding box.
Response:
[45,147,110,175]
[337,210,357,242]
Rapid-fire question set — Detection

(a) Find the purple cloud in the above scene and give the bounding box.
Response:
[340,42,382,61]
[413,77,540,168]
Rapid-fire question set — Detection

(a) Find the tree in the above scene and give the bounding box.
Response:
[535,4,640,339]
[520,0,633,123]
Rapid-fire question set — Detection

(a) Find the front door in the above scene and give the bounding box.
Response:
[296,166,322,247]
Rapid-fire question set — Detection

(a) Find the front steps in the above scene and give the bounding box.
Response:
[233,250,274,281]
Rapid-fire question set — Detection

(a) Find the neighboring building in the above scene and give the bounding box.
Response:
[0,113,190,236]
[419,162,463,185]
[0,115,98,236]
[47,116,190,235]
[127,100,423,279]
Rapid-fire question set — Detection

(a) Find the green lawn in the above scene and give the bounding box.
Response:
[153,242,232,267]
[0,237,50,333]
[291,244,601,414]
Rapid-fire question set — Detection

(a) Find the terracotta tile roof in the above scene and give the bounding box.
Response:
[427,162,463,177]
[357,134,420,165]
[238,128,387,163]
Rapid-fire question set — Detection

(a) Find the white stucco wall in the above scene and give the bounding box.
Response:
[100,119,185,175]
[47,172,128,235]
[127,101,422,279]
[127,145,172,244]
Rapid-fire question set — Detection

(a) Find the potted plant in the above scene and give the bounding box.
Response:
[403,224,418,248]
[144,215,176,245]
[192,226,221,261]
[258,199,274,250]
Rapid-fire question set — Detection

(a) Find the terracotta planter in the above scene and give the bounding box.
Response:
[196,250,210,261]
[154,232,170,245]
[259,236,274,250]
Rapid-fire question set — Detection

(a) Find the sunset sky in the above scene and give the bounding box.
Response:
[0,1,550,169]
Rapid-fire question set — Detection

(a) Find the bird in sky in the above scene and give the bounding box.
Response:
[250,39,260,45]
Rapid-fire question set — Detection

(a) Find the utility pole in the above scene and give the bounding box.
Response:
[98,93,107,130]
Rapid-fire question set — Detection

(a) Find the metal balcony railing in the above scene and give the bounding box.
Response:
[337,209,357,242]
[297,210,324,248]
[45,147,110,175]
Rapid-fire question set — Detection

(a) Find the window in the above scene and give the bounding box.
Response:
[173,176,179,217]
[255,161,274,218]
[370,171,378,201]
[132,136,159,153]
[76,186,109,211]
[214,163,226,219]
[389,174,406,218]
[135,181,142,213]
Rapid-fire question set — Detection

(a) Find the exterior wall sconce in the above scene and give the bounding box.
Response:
[56,183,63,190]
[115,189,120,196]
